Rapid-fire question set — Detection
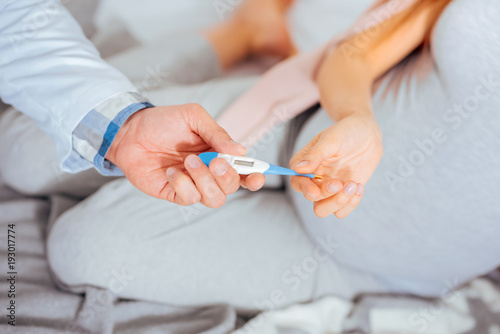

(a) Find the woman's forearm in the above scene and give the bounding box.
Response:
[317,48,376,122]
[317,1,441,122]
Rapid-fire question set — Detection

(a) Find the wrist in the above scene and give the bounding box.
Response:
[323,103,374,120]
[105,108,144,166]
[320,94,374,122]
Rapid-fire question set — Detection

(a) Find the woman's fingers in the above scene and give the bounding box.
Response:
[291,176,343,201]
[334,183,364,218]
[291,176,322,201]
[319,179,343,199]
[184,155,228,208]
[289,136,319,172]
[165,168,202,206]
[290,132,341,174]
[290,164,366,218]
[312,181,359,218]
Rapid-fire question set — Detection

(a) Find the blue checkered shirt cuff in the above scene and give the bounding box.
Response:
[64,92,154,176]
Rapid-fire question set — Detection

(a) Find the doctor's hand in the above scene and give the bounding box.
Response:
[106,104,265,207]
[289,113,383,219]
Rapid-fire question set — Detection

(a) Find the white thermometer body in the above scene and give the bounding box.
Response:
[198,152,321,179]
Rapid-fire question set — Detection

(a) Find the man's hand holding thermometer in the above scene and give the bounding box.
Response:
[106,104,266,209]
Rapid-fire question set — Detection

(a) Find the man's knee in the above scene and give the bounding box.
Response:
[0,109,113,197]
[47,209,110,288]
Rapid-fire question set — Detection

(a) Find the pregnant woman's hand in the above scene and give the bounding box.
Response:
[289,113,383,218]
[106,104,266,207]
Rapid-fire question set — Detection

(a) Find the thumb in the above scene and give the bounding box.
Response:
[192,105,247,156]
[291,133,341,173]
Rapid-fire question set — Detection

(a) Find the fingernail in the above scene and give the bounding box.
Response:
[327,183,340,194]
[356,184,364,195]
[344,182,357,195]
[214,163,227,176]
[166,168,175,176]
[186,155,201,168]
[296,161,309,168]
[307,192,316,199]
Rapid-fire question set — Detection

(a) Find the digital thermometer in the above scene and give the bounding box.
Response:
[198,152,322,179]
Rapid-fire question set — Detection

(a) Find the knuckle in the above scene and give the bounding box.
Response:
[180,194,196,206]
[175,196,189,206]
[189,103,205,114]
[205,195,226,209]
[166,190,176,203]
[213,196,226,208]
[187,102,202,110]
[203,183,225,207]
[189,193,202,205]
[309,151,323,164]
[338,195,351,207]
[170,174,185,187]
[297,180,307,192]
[169,177,180,188]
[227,182,240,195]
[221,178,239,195]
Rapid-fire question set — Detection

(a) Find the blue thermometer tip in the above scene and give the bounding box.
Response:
[264,164,322,180]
